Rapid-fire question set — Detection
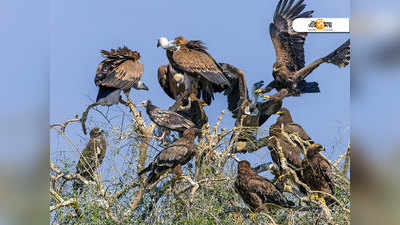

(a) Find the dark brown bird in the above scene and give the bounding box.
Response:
[94,46,148,106]
[269,107,312,194]
[157,36,230,105]
[138,128,202,186]
[73,128,107,193]
[176,93,208,129]
[234,160,294,211]
[302,144,335,204]
[270,107,312,144]
[138,100,195,132]
[256,0,350,96]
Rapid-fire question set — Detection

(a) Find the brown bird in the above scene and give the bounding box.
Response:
[157,64,186,100]
[73,128,107,193]
[157,36,230,105]
[138,100,195,132]
[138,128,202,186]
[94,46,148,106]
[234,160,294,212]
[269,107,311,194]
[302,144,335,204]
[176,93,208,129]
[256,0,350,96]
[270,107,312,144]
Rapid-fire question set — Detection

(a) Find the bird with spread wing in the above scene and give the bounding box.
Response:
[256,0,350,96]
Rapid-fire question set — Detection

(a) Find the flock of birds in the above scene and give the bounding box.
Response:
[72,0,350,214]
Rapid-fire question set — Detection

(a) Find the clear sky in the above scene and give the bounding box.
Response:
[50,0,350,168]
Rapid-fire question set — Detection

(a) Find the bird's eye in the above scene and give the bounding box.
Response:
[273,66,279,72]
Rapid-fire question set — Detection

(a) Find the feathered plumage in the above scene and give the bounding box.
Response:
[234,160,295,211]
[138,100,195,132]
[302,144,335,204]
[159,36,230,105]
[258,0,350,96]
[269,107,312,194]
[138,128,201,186]
[73,128,106,193]
[176,93,208,129]
[95,46,148,106]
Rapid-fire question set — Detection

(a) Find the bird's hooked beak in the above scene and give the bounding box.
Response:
[201,102,208,107]
[276,110,284,115]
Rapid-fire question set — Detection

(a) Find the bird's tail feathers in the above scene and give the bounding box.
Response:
[296,80,320,94]
[325,39,350,68]
[96,86,121,106]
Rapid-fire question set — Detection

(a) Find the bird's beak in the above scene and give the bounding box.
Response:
[201,103,208,107]
[320,146,325,151]
[263,95,271,100]
[276,110,284,115]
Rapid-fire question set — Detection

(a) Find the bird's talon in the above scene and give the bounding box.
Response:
[247,212,257,220]
[255,89,265,95]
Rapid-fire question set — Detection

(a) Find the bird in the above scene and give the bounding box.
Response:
[234,160,295,212]
[94,46,148,106]
[269,107,312,145]
[302,143,335,205]
[269,107,312,194]
[157,64,186,100]
[73,128,107,193]
[157,36,231,105]
[138,100,195,132]
[176,93,208,129]
[257,88,288,126]
[138,128,202,186]
[256,0,350,96]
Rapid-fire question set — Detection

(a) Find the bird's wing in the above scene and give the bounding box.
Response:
[318,157,335,194]
[98,60,144,90]
[157,65,175,100]
[270,0,313,71]
[295,39,350,80]
[219,63,249,118]
[152,109,195,131]
[288,123,311,141]
[155,144,192,169]
[247,176,285,204]
[170,43,230,87]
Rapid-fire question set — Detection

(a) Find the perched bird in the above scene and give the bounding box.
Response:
[157,64,186,100]
[157,36,231,105]
[270,107,312,145]
[269,107,311,194]
[138,128,202,186]
[176,93,208,129]
[73,128,107,193]
[234,160,295,212]
[138,100,195,133]
[302,144,335,205]
[256,0,350,96]
[95,46,148,106]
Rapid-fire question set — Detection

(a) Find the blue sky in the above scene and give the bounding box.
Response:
[50,0,349,169]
